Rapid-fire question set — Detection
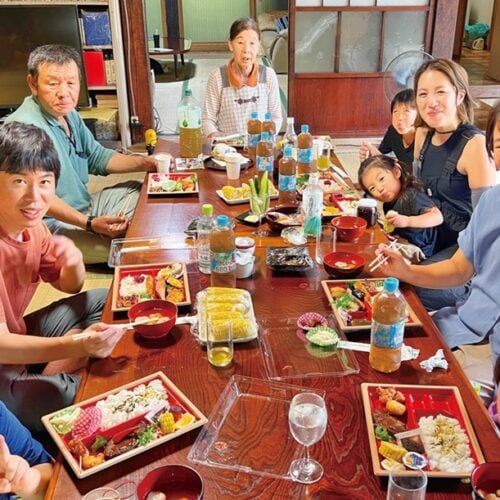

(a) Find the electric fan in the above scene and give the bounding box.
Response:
[383,50,433,102]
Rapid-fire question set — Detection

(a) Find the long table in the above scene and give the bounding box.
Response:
[47,141,500,499]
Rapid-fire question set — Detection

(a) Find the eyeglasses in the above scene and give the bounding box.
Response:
[67,127,87,159]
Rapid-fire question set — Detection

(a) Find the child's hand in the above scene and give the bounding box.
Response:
[386,211,410,228]
[51,235,83,270]
[0,435,35,495]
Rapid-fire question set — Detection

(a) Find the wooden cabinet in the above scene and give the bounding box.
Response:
[288,0,458,137]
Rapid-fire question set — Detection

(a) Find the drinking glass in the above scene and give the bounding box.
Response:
[250,189,270,238]
[387,469,427,500]
[288,392,328,484]
[207,319,233,368]
[315,225,337,265]
[82,487,120,500]
[317,145,331,171]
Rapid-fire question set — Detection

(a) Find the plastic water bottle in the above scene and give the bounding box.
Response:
[302,174,323,238]
[210,215,236,288]
[197,204,214,274]
[369,277,406,373]
[284,117,298,160]
[178,89,202,158]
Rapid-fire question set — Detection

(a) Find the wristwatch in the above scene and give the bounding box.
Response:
[86,215,96,233]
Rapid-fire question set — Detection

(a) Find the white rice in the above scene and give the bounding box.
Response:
[96,379,168,430]
[419,415,475,473]
[119,275,149,298]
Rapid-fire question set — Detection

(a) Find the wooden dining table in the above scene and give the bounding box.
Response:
[46,139,500,499]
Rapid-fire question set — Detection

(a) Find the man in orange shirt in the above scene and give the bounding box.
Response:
[0,122,125,432]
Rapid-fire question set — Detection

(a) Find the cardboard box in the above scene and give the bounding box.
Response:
[79,107,119,141]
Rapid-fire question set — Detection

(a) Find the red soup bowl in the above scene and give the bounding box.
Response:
[323,251,365,278]
[128,299,177,339]
[471,462,500,500]
[137,465,204,500]
[331,215,367,242]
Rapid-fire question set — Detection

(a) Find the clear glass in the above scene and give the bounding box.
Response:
[250,189,270,237]
[295,12,337,73]
[288,392,327,484]
[387,468,427,500]
[188,375,326,480]
[82,488,120,500]
[207,319,233,368]
[339,12,381,72]
[315,225,337,265]
[383,12,427,69]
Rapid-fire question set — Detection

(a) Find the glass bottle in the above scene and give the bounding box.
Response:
[369,277,406,373]
[178,89,202,158]
[284,117,298,160]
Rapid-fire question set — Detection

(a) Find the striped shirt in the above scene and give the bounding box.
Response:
[202,64,282,137]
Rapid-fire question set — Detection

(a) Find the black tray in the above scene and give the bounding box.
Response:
[266,246,314,272]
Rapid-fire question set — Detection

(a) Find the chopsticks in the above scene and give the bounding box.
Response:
[72,317,152,341]
[368,240,402,272]
[110,193,133,232]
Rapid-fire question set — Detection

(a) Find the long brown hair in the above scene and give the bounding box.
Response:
[413,58,475,128]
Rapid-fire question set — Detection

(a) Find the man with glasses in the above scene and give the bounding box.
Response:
[6,44,158,264]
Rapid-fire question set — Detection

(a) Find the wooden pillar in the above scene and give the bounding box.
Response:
[487,2,500,81]
[431,0,459,58]
[119,0,154,143]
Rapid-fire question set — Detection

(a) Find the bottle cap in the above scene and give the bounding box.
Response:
[384,277,399,293]
[287,117,294,124]
[283,145,293,157]
[261,131,270,141]
[308,173,319,185]
[264,112,272,120]
[216,215,230,227]
[301,124,309,133]
[201,204,213,217]
[250,111,258,119]
[359,198,377,208]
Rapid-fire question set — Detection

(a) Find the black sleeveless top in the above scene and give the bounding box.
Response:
[416,123,481,251]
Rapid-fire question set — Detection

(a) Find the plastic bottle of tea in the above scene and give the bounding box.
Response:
[262,112,276,146]
[178,89,202,158]
[247,111,261,163]
[256,131,274,180]
[369,277,406,373]
[297,124,315,175]
[279,145,297,205]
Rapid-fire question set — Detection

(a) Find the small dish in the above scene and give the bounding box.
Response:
[281,227,307,245]
[137,464,204,500]
[297,312,328,331]
[266,246,313,272]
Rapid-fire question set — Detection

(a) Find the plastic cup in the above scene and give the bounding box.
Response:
[207,320,233,368]
[155,153,172,174]
[387,469,427,500]
[225,152,243,180]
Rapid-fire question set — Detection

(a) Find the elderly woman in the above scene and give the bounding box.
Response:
[202,17,282,139]
[411,58,496,310]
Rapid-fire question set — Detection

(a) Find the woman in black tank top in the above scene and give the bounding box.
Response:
[410,59,495,310]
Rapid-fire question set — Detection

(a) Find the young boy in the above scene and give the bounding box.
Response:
[0,122,125,432]
[0,401,53,500]
[359,89,417,169]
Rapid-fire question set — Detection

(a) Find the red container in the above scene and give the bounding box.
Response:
[471,462,500,500]
[128,299,177,339]
[323,251,365,278]
[137,465,204,500]
[331,216,367,242]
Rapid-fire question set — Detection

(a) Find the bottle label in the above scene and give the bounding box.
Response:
[256,155,273,172]
[211,251,236,274]
[279,174,296,192]
[371,319,405,349]
[197,242,211,270]
[248,133,260,148]
[298,147,313,163]
[178,107,201,129]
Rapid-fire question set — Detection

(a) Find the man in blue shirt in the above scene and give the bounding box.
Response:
[0,401,53,500]
[6,44,158,264]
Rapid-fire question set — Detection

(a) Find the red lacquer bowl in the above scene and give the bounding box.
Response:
[331,215,367,242]
[128,299,177,339]
[323,251,365,278]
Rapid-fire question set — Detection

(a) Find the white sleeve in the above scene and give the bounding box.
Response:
[202,70,222,137]
[266,67,283,133]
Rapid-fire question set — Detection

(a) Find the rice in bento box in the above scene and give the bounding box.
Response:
[419,414,475,473]
[96,379,167,430]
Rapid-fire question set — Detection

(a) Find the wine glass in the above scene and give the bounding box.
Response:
[250,189,270,237]
[288,392,327,484]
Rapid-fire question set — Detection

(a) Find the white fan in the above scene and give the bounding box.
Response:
[383,50,433,102]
